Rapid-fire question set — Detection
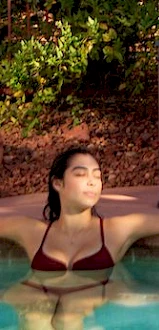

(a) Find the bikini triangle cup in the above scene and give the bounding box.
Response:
[31,217,114,271]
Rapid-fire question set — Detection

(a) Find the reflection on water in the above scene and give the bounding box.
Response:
[1,250,159,329]
[84,301,159,330]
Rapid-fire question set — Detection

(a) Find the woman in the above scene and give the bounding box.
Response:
[1,145,159,330]
[0,145,159,270]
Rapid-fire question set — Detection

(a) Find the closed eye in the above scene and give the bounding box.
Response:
[94,174,102,179]
[71,166,102,179]
[74,171,101,179]
[74,171,86,176]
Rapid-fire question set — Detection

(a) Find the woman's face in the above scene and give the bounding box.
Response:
[56,153,102,211]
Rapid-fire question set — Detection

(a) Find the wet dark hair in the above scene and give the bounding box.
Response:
[43,145,101,222]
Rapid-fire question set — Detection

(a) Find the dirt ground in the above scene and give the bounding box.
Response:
[0,92,158,198]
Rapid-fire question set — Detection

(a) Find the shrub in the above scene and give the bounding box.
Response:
[46,0,158,94]
[0,1,158,134]
[0,20,92,134]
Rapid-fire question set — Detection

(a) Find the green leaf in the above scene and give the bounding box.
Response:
[22,118,39,137]
[103,32,112,43]
[10,116,17,123]
[87,16,95,26]
[114,50,123,63]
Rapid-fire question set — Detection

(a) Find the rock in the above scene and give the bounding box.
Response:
[0,134,3,165]
[137,124,145,132]
[133,131,139,138]
[126,127,131,134]
[125,151,137,158]
[116,151,123,157]
[87,143,95,150]
[108,173,116,183]
[63,123,90,141]
[95,128,103,136]
[111,138,117,144]
[108,124,119,134]
[3,155,15,164]
[154,176,159,184]
[128,143,134,148]
[37,140,47,147]
[127,115,134,122]
[31,150,39,160]
[5,146,12,154]
[152,140,159,148]
[0,102,157,196]
[144,172,150,180]
[43,133,51,144]
[141,132,151,142]
[128,165,137,172]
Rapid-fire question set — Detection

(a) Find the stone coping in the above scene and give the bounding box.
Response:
[0,185,159,247]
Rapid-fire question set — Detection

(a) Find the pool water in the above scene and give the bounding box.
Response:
[0,260,30,291]
[84,302,159,330]
[1,254,159,330]
[0,302,20,330]
[0,259,30,330]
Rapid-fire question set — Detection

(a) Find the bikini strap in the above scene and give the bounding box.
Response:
[99,217,105,246]
[39,222,52,249]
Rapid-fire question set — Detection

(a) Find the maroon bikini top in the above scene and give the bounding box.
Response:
[31,218,114,271]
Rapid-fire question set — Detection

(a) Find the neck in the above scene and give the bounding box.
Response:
[57,208,92,234]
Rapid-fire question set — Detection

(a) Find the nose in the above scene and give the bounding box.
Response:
[87,175,95,186]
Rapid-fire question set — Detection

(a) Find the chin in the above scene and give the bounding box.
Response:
[73,195,99,212]
[80,201,97,211]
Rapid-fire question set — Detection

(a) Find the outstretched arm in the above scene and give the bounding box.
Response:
[0,216,45,259]
[125,212,159,241]
[0,216,29,243]
[105,211,159,262]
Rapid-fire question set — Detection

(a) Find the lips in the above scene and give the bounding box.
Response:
[84,192,96,198]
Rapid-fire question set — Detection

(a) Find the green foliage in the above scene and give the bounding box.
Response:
[45,0,57,11]
[0,0,158,134]
[0,20,92,134]
[1,20,90,93]
[49,0,158,94]
[66,95,84,126]
[122,1,158,95]
[0,0,7,18]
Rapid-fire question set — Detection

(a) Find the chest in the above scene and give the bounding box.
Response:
[41,224,103,267]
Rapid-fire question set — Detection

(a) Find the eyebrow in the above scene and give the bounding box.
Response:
[71,166,101,172]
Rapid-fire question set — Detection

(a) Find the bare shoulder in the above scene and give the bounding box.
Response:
[18,216,48,236]
[102,215,127,242]
[104,212,159,234]
[102,214,143,262]
[0,215,47,245]
[102,212,159,262]
[0,215,49,260]
[102,213,147,239]
[0,214,46,229]
[103,213,147,230]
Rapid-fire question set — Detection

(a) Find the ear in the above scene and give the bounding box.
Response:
[52,177,63,192]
